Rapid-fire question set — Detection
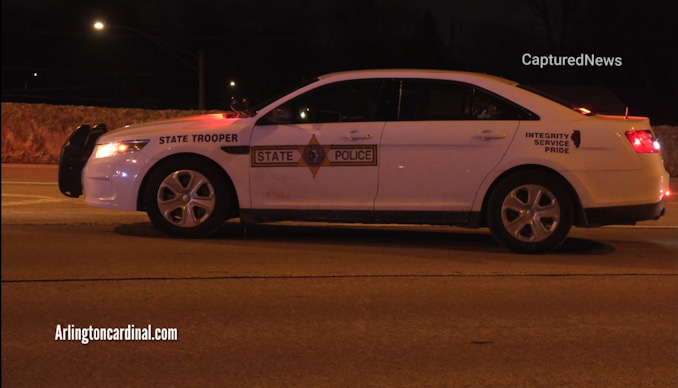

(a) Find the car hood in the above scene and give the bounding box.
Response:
[99,113,251,141]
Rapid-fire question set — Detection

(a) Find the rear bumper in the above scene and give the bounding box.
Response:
[583,198,667,227]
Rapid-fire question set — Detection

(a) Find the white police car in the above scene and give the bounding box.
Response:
[59,69,670,253]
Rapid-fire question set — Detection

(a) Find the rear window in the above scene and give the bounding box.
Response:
[517,84,594,115]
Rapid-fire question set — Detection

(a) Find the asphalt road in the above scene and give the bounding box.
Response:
[2,164,677,387]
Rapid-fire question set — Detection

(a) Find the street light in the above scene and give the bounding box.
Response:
[92,20,205,109]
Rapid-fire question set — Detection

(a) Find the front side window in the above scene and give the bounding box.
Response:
[399,79,537,121]
[260,79,394,124]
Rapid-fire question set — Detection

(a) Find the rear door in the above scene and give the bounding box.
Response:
[375,79,527,215]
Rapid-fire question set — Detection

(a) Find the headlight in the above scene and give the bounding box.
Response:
[94,140,149,159]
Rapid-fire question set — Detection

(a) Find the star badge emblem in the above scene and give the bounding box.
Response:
[297,135,331,177]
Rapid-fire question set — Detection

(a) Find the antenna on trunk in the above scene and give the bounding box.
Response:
[625,107,629,119]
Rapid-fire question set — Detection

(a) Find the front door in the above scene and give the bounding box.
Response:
[250,79,392,212]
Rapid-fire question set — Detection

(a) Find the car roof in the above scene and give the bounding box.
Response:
[312,69,587,121]
[317,69,519,86]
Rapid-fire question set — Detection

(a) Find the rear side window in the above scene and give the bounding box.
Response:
[399,79,538,121]
[399,80,470,120]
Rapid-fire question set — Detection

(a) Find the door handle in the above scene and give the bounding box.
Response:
[473,130,507,141]
[345,133,374,141]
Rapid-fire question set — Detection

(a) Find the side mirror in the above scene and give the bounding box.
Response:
[230,97,250,115]
[270,108,293,124]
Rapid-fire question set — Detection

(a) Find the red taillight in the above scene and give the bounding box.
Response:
[625,130,660,153]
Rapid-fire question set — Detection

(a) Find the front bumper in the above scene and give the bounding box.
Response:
[81,152,151,211]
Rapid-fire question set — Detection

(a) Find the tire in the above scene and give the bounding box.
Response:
[486,171,573,254]
[144,157,232,237]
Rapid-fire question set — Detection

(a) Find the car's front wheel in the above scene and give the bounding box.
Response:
[144,157,232,237]
[486,171,573,254]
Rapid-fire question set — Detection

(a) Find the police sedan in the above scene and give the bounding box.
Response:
[59,69,670,253]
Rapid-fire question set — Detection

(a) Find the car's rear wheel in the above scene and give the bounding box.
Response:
[487,171,573,253]
[144,157,231,237]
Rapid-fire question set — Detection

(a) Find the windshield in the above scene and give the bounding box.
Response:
[245,77,319,117]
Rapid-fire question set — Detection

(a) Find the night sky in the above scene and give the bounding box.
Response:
[2,0,677,124]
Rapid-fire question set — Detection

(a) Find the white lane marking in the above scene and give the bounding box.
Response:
[603,225,678,229]
[1,194,69,206]
[1,181,58,185]
[2,180,66,206]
